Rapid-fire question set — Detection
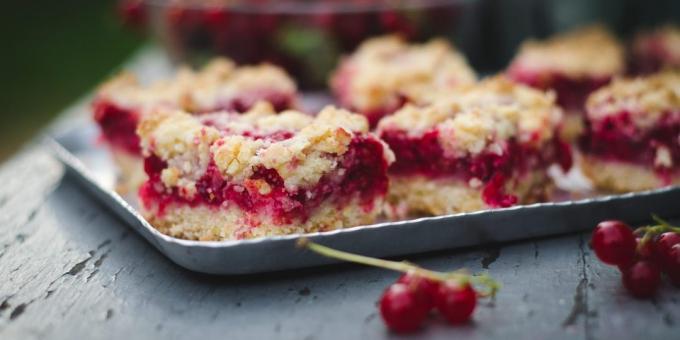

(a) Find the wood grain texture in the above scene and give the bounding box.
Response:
[1,49,678,339]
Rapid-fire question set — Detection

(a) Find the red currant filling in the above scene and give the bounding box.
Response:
[140,135,390,224]
[508,69,611,112]
[360,102,406,129]
[93,99,141,155]
[579,110,680,176]
[631,37,676,75]
[93,91,296,156]
[196,89,296,114]
[380,129,572,207]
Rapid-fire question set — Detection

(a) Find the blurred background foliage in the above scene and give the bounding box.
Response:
[0,0,677,161]
[0,1,143,160]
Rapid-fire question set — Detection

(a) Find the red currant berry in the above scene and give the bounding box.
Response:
[635,237,656,261]
[621,260,661,299]
[591,220,636,266]
[435,281,477,325]
[665,244,680,286]
[397,273,440,310]
[379,283,429,333]
[655,232,680,268]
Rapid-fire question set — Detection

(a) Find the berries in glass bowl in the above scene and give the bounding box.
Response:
[135,0,469,89]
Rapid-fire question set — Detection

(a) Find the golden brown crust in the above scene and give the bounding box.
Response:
[96,58,297,112]
[331,35,476,111]
[146,199,382,241]
[377,76,562,155]
[199,101,313,135]
[580,155,680,193]
[188,63,297,112]
[586,71,680,128]
[385,172,552,217]
[510,25,625,78]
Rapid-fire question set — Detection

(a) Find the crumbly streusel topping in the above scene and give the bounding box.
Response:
[634,25,680,64]
[509,25,625,78]
[137,109,221,198]
[378,76,562,156]
[138,105,392,197]
[188,64,297,112]
[332,35,476,110]
[199,102,313,135]
[97,58,296,112]
[586,71,680,128]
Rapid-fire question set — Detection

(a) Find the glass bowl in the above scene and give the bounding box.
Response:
[140,0,473,89]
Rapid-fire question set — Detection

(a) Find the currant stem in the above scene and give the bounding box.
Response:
[634,215,680,252]
[638,231,656,253]
[470,273,501,297]
[636,216,680,238]
[651,214,680,233]
[297,238,457,282]
[296,238,500,298]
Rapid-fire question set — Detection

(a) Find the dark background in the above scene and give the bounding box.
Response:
[0,0,678,161]
[0,1,142,160]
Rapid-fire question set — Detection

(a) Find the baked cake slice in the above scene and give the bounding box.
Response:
[377,76,572,217]
[631,25,680,74]
[137,104,394,240]
[92,58,298,192]
[330,35,476,127]
[507,25,625,140]
[579,71,680,192]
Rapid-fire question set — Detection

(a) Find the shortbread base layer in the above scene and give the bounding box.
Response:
[144,198,383,241]
[580,155,680,193]
[385,172,552,218]
[111,149,146,195]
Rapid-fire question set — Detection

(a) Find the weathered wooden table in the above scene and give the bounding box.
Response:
[1,49,679,340]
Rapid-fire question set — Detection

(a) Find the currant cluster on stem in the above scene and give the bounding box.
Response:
[590,216,680,298]
[297,238,500,333]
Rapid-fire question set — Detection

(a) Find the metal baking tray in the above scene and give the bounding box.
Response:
[47,118,680,275]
